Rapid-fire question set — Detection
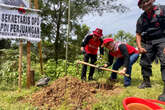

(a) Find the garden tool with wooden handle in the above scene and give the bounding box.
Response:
[77,60,129,77]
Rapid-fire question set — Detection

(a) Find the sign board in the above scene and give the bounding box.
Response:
[0,0,41,42]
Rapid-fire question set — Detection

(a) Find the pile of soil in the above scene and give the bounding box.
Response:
[25,76,122,110]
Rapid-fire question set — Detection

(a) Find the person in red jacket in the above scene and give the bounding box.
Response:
[102,38,139,87]
[81,28,104,81]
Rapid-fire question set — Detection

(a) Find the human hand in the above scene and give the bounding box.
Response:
[81,47,86,54]
[163,48,165,55]
[97,65,104,70]
[138,47,147,54]
[118,68,127,75]
[98,55,103,60]
[81,47,84,51]
[103,64,108,68]
[100,55,103,59]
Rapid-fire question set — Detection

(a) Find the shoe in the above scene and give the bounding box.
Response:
[81,77,86,81]
[158,94,165,102]
[124,77,131,87]
[109,78,117,82]
[138,82,151,89]
[88,76,94,81]
[124,84,131,87]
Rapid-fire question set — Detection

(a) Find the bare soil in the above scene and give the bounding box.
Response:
[25,76,122,110]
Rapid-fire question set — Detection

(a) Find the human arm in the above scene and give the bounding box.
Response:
[118,44,129,73]
[99,38,104,55]
[104,52,114,68]
[136,16,147,54]
[136,33,147,53]
[81,35,92,53]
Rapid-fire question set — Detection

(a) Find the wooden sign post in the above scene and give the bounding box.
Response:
[27,41,31,88]
[26,0,43,88]
[18,40,23,89]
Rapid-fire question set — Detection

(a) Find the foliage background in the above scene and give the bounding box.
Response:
[0,48,164,109]
[0,0,162,109]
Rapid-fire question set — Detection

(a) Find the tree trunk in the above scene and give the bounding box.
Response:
[54,1,62,64]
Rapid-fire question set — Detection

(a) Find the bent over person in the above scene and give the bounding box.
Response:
[102,38,139,87]
[136,0,165,101]
[81,28,104,81]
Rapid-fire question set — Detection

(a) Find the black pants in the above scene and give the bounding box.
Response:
[140,41,165,81]
[81,54,97,79]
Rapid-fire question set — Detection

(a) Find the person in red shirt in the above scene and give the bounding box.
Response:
[102,38,139,87]
[81,28,104,81]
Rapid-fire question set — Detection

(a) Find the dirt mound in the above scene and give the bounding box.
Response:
[26,76,121,110]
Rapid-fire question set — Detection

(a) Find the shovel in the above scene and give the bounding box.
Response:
[77,60,129,77]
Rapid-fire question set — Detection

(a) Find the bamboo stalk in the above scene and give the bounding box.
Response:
[77,60,129,77]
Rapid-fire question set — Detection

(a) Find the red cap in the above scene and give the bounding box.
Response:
[103,38,114,44]
[93,28,103,37]
[138,0,155,8]
[102,38,114,47]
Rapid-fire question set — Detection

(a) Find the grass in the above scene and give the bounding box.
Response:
[0,62,164,110]
[0,85,39,110]
[92,62,164,110]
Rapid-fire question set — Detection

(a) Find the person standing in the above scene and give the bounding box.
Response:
[101,38,139,87]
[81,28,104,81]
[136,0,165,101]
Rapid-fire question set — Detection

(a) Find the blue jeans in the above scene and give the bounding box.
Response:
[110,53,139,86]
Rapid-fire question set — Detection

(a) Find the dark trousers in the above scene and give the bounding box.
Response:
[81,54,97,79]
[110,53,139,85]
[140,41,165,81]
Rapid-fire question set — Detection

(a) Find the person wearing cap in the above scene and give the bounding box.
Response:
[136,0,165,101]
[102,38,139,87]
[81,28,104,81]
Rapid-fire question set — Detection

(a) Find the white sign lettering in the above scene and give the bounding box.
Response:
[0,6,41,42]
